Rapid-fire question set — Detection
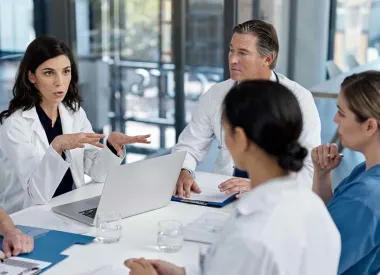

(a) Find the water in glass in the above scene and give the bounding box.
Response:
[157,220,184,253]
[96,212,122,244]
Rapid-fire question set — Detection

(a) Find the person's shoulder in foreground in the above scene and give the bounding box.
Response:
[224,178,341,275]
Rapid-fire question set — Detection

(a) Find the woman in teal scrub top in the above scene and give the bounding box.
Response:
[312,70,380,275]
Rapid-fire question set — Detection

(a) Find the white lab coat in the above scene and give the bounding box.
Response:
[172,72,321,187]
[0,104,124,214]
[185,176,341,275]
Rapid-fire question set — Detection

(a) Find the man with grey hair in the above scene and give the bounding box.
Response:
[172,19,321,198]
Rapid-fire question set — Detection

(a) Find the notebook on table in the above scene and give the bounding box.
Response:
[171,172,238,208]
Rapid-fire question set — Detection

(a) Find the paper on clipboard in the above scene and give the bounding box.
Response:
[172,172,238,207]
[188,187,233,203]
[0,257,51,275]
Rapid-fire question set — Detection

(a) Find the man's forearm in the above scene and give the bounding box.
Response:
[0,209,16,236]
[312,172,333,205]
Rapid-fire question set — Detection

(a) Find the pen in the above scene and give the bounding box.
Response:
[0,259,41,275]
[238,187,249,198]
[18,267,41,275]
[327,153,344,158]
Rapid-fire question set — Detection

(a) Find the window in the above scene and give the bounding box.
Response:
[76,0,224,160]
[0,0,35,111]
[238,0,291,75]
[332,0,380,70]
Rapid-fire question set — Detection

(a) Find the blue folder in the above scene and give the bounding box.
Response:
[0,225,95,272]
[171,194,237,208]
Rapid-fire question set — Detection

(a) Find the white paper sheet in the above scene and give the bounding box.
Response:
[189,187,233,203]
[0,257,51,275]
[175,172,237,203]
[184,212,230,244]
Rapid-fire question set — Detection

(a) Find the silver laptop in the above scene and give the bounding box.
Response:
[52,152,186,225]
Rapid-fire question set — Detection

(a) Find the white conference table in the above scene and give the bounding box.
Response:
[10,172,235,275]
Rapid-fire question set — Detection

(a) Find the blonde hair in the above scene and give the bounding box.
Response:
[341,71,380,123]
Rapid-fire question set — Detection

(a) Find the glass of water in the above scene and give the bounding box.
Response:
[96,211,122,244]
[157,220,184,253]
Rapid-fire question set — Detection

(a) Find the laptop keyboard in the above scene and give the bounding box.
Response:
[79,208,97,219]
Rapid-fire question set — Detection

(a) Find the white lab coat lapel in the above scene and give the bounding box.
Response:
[58,103,74,135]
[21,107,49,149]
[58,104,75,161]
[58,104,85,188]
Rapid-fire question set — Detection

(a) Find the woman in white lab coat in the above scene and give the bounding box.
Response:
[0,36,150,214]
[125,81,341,275]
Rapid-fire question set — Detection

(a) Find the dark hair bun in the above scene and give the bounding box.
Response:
[278,141,308,172]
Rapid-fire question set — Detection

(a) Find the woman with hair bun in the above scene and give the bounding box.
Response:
[124,80,341,275]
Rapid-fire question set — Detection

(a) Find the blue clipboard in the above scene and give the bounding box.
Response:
[0,225,95,272]
[171,194,237,208]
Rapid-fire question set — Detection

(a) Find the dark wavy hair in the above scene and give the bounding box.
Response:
[0,36,82,124]
[223,80,307,172]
